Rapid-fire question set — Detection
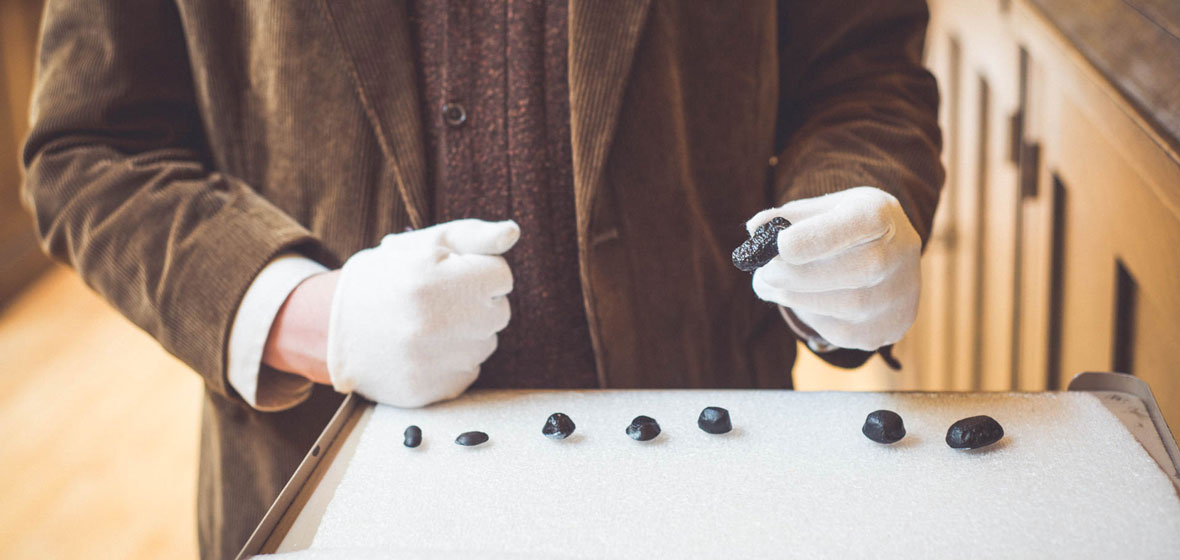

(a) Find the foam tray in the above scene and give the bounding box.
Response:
[237,372,1180,559]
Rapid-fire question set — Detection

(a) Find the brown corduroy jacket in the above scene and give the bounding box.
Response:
[22,1,942,558]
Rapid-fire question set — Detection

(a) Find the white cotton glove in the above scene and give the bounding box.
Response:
[327,219,520,407]
[746,186,921,351]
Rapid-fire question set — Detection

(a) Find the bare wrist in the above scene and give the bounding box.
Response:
[262,270,339,385]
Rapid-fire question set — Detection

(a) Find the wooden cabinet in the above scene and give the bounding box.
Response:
[907,0,1180,429]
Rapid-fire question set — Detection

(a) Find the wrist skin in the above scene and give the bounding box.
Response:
[261,270,339,385]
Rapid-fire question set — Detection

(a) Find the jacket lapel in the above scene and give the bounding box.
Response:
[317,0,430,229]
[317,0,652,231]
[568,0,653,232]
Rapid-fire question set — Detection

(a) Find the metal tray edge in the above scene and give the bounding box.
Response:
[236,393,363,560]
[1067,371,1180,480]
[240,375,1180,557]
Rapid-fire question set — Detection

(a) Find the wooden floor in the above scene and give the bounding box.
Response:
[0,267,202,559]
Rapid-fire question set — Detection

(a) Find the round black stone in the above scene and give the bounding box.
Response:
[697,406,732,434]
[542,413,576,440]
[945,415,1004,449]
[861,410,906,444]
[731,217,791,272]
[455,431,489,446]
[626,415,661,441]
[403,425,422,448]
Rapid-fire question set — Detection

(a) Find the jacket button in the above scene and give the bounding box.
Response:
[442,102,467,127]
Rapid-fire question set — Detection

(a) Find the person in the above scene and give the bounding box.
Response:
[22,1,942,558]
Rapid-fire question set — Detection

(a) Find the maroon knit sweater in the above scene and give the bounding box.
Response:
[408,0,599,389]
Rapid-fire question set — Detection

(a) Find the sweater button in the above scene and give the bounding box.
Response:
[442,102,467,127]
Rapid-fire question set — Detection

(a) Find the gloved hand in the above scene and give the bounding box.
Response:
[327,219,520,407]
[746,186,921,351]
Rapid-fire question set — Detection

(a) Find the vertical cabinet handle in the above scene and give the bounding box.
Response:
[1019,141,1041,200]
[1008,110,1024,165]
[1009,110,1041,200]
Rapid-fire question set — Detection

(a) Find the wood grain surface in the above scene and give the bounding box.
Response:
[1029,0,1180,158]
[0,267,201,559]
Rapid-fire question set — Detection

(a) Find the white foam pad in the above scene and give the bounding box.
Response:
[268,390,1180,558]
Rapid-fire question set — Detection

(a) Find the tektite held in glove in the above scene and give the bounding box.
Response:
[746,186,921,351]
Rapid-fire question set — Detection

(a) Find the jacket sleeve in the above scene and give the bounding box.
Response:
[773,0,944,369]
[773,0,944,244]
[21,0,332,401]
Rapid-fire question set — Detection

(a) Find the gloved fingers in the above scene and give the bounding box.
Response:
[751,267,787,306]
[475,294,513,338]
[436,365,482,403]
[391,362,478,408]
[487,295,511,333]
[472,334,499,364]
[745,207,789,236]
[409,293,511,340]
[791,309,883,351]
[798,306,915,351]
[788,269,920,351]
[481,255,515,297]
[408,336,495,372]
[403,333,495,376]
[454,295,511,338]
[390,371,439,408]
[762,282,895,323]
[436,219,521,255]
[751,263,878,311]
[776,204,893,265]
[754,242,901,293]
[435,253,514,298]
[376,232,402,248]
[744,194,839,235]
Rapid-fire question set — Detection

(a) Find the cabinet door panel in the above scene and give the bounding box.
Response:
[1054,97,1180,428]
